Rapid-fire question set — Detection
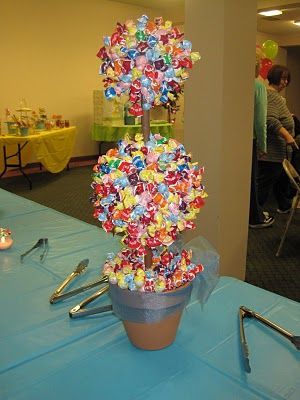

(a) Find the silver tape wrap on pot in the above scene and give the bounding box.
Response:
[109,282,192,324]
[108,236,219,323]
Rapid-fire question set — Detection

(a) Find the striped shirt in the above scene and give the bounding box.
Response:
[264,89,294,162]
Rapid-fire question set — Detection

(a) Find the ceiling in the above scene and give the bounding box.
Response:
[110,0,300,37]
[257,0,300,35]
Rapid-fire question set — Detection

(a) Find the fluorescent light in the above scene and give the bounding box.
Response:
[258,10,283,17]
[293,20,300,26]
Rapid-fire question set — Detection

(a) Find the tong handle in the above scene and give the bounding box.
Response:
[55,271,78,294]
[20,241,41,261]
[69,285,109,318]
[50,275,108,303]
[20,238,48,262]
[21,247,37,259]
[239,308,251,373]
[40,239,49,262]
[54,271,77,295]
[239,309,248,351]
[70,304,112,318]
[79,285,109,309]
[241,306,293,341]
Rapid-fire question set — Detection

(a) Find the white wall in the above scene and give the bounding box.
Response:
[185,0,257,279]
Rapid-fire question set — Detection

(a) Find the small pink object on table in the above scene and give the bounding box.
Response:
[0,228,13,250]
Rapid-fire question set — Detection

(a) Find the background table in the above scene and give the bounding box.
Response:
[91,121,173,154]
[0,127,76,188]
[0,188,300,400]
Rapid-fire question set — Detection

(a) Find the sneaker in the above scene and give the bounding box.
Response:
[263,211,269,218]
[276,207,291,214]
[249,216,275,229]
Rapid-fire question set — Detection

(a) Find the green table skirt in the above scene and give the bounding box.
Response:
[91,122,174,142]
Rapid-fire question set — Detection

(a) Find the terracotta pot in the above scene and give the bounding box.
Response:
[109,282,192,350]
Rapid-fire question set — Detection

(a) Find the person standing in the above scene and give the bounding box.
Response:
[249,53,274,228]
[257,65,297,213]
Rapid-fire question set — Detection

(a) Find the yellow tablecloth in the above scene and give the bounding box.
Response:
[0,127,76,174]
[91,121,173,142]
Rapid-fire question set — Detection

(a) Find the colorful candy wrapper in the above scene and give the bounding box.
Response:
[91,133,207,251]
[97,15,200,115]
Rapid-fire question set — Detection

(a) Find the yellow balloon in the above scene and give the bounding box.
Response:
[262,40,278,60]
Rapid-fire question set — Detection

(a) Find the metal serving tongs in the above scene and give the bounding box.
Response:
[20,238,49,263]
[239,306,300,373]
[49,258,110,309]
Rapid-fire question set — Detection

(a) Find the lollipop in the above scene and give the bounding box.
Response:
[93,15,205,291]
[91,133,207,251]
[96,15,200,116]
[102,246,204,292]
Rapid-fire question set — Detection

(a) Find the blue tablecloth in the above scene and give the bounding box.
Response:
[1,188,300,400]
